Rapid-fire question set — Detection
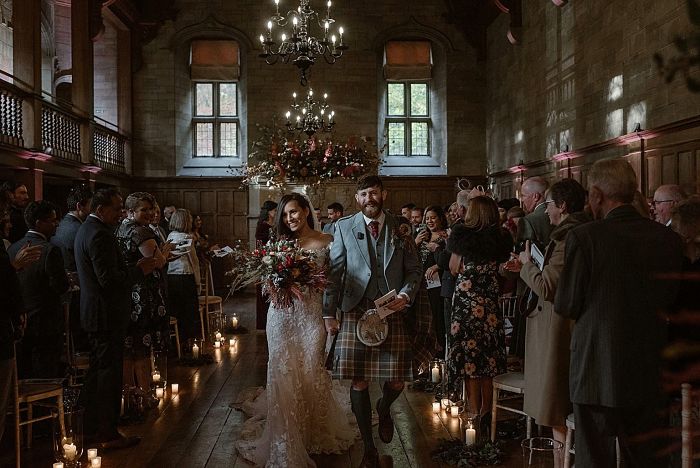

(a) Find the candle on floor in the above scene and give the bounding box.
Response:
[87,448,98,460]
[229,338,235,346]
[53,463,64,468]
[155,387,164,398]
[431,364,440,383]
[450,405,459,417]
[63,443,77,461]
[231,314,239,329]
[215,331,222,341]
[440,398,450,410]
[91,456,102,467]
[171,383,179,395]
[214,340,220,348]
[432,402,440,413]
[152,370,161,383]
[192,343,200,358]
[465,419,476,446]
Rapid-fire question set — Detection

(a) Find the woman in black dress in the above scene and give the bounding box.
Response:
[447,196,512,420]
[117,192,170,393]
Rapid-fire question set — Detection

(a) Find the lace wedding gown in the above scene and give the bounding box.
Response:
[236,247,358,467]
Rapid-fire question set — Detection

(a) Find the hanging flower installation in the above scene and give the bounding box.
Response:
[235,121,383,188]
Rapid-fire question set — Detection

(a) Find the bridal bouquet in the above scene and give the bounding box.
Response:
[252,239,328,309]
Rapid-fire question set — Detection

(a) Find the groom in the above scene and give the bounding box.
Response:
[323,175,422,467]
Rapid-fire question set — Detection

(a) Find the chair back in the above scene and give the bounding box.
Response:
[682,382,699,468]
[499,295,518,318]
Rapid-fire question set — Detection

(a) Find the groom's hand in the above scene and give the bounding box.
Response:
[387,293,410,312]
[324,318,340,335]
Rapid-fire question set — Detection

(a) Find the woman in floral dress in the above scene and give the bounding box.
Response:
[117,192,170,395]
[447,196,512,423]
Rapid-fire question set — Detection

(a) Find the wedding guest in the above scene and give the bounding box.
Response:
[498,198,520,224]
[52,184,93,352]
[166,209,200,351]
[416,205,449,357]
[1,210,10,249]
[8,201,69,378]
[445,202,458,226]
[518,176,552,250]
[410,207,424,232]
[401,203,416,221]
[7,181,30,243]
[323,202,344,234]
[150,201,168,245]
[653,184,687,226]
[505,178,589,450]
[447,196,512,431]
[255,200,278,330]
[554,159,683,467]
[75,188,156,449]
[116,192,170,396]
[160,205,176,235]
[314,207,325,229]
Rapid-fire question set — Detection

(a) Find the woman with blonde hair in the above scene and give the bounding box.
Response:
[447,196,512,429]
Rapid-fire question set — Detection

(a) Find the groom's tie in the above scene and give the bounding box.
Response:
[368,220,379,239]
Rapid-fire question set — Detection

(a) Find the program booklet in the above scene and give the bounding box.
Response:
[531,243,545,270]
[374,289,397,319]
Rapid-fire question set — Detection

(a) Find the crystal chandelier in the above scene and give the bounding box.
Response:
[259,0,348,86]
[285,88,335,136]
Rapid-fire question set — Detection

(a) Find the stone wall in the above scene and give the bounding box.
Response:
[132,0,486,178]
[485,0,700,193]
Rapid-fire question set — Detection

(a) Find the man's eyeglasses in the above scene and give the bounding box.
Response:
[651,199,674,207]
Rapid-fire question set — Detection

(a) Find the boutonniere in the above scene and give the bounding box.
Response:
[391,222,416,251]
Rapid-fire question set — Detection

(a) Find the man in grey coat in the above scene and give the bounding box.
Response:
[554,159,683,467]
[323,175,421,468]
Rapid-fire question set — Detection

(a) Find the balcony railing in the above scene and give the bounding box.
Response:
[41,103,81,162]
[0,84,24,147]
[93,125,126,172]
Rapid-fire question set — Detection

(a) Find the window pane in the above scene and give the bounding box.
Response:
[410,83,428,116]
[411,122,429,155]
[387,122,405,156]
[195,123,213,156]
[220,83,237,116]
[387,83,405,116]
[195,83,213,116]
[220,122,238,157]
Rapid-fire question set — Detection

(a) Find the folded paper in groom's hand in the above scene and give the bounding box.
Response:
[375,289,397,319]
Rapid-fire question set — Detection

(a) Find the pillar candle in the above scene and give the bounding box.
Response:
[192,343,200,358]
[91,456,102,468]
[171,383,179,395]
[465,427,476,446]
[229,338,235,346]
[214,341,221,348]
[432,402,440,413]
[155,387,164,398]
[231,316,239,328]
[87,448,98,460]
[450,406,459,417]
[53,463,64,468]
[431,365,440,383]
[215,331,222,341]
[152,370,161,383]
[63,443,77,461]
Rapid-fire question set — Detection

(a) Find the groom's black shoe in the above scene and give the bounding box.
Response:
[376,398,394,443]
[359,446,379,468]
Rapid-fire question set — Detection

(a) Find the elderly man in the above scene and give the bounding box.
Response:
[554,159,683,467]
[160,205,176,234]
[652,184,687,226]
[517,176,552,250]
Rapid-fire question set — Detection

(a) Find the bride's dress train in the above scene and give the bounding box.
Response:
[236,250,358,467]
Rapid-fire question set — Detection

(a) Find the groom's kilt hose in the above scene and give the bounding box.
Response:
[332,298,414,382]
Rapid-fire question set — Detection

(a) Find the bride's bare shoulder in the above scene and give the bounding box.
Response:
[300,231,333,250]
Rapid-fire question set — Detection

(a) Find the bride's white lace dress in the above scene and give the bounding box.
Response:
[236,247,358,467]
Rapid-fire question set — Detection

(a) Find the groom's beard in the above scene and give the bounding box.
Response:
[361,200,383,219]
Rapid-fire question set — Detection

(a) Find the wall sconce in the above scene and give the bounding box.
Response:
[633,122,642,132]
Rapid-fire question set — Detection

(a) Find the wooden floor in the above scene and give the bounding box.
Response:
[4,288,525,468]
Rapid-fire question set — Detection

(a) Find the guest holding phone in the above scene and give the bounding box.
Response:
[504,178,590,451]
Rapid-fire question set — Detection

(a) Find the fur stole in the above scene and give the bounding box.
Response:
[447,224,513,264]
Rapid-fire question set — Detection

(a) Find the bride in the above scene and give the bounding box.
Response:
[236,193,358,467]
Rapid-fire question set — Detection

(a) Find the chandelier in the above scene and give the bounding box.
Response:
[285,88,335,136]
[259,0,348,86]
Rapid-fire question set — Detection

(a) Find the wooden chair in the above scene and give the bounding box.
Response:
[169,316,181,359]
[682,383,700,468]
[490,371,532,442]
[12,344,65,468]
[498,295,518,353]
[198,260,224,341]
[63,303,89,386]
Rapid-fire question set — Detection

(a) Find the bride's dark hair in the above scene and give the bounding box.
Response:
[274,192,315,239]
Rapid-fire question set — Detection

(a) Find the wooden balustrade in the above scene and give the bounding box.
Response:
[0,85,24,147]
[41,103,81,161]
[93,125,126,172]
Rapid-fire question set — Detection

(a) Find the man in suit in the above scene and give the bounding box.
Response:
[160,204,176,235]
[52,184,93,352]
[554,159,683,467]
[5,181,30,243]
[323,175,422,468]
[323,202,344,234]
[517,176,552,250]
[75,188,156,450]
[8,201,69,378]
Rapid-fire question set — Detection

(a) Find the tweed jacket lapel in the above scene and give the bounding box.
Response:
[383,213,396,270]
[351,212,371,269]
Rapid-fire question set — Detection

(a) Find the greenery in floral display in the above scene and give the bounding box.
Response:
[431,439,503,467]
[235,121,383,188]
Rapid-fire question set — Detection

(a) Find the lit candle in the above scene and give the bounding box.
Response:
[450,406,459,417]
[53,463,64,468]
[152,370,161,383]
[91,456,102,468]
[155,387,164,398]
[465,421,476,446]
[231,316,239,329]
[171,383,179,395]
[121,396,124,415]
[339,26,344,44]
[229,338,235,347]
[431,364,440,383]
[259,34,264,44]
[215,331,222,341]
[432,402,440,413]
[214,341,220,348]
[87,448,98,460]
[63,443,77,461]
[192,343,200,359]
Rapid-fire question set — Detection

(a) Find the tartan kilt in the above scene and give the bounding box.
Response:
[332,299,414,382]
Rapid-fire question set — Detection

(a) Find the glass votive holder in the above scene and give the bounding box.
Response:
[465,416,477,446]
[90,456,102,468]
[450,405,460,417]
[432,401,440,413]
[229,338,235,346]
[155,387,164,398]
[214,341,221,348]
[440,398,451,410]
[87,448,98,460]
[231,312,239,329]
[171,383,179,395]
[53,463,64,468]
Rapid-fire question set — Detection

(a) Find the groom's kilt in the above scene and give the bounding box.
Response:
[332,299,414,382]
